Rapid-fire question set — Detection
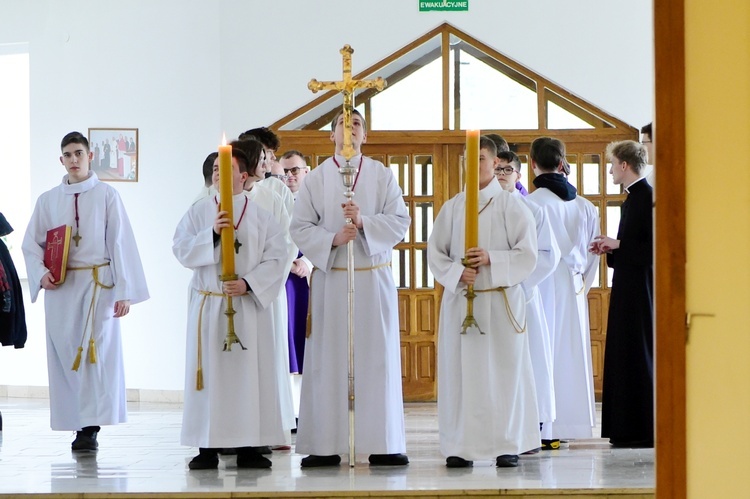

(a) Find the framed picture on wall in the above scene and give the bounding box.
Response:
[87,128,139,182]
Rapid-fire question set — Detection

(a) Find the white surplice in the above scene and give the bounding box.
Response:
[173,193,288,448]
[514,191,560,424]
[261,176,294,218]
[290,154,410,456]
[246,182,297,436]
[527,187,599,439]
[428,178,540,459]
[22,172,149,431]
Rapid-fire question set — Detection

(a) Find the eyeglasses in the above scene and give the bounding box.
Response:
[494,166,518,175]
[640,140,652,144]
[283,166,304,175]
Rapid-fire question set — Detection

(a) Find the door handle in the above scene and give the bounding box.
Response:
[685,312,716,342]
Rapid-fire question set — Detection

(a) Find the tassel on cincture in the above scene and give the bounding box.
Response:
[88,338,97,364]
[72,346,83,371]
[196,367,204,391]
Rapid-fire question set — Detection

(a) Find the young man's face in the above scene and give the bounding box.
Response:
[478,147,499,187]
[330,113,367,151]
[495,159,520,192]
[280,155,308,193]
[263,146,277,163]
[609,156,627,185]
[60,142,92,184]
[212,157,249,192]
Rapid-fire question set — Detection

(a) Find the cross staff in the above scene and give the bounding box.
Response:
[308,45,386,161]
[308,44,386,469]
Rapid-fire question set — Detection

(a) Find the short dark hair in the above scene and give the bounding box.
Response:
[231,148,250,174]
[238,127,280,151]
[61,131,89,153]
[485,133,510,154]
[330,108,368,132]
[606,140,648,174]
[230,139,264,177]
[479,136,497,157]
[530,137,565,172]
[497,150,521,171]
[280,149,305,161]
[202,152,218,187]
[640,122,653,138]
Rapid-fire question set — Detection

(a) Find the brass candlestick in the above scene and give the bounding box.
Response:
[460,256,484,334]
[220,273,246,351]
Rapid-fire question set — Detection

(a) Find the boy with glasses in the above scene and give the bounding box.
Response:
[495,150,559,443]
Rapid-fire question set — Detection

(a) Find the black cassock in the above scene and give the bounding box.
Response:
[0,212,27,349]
[601,178,654,446]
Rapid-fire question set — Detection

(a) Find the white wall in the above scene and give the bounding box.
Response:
[0,0,653,392]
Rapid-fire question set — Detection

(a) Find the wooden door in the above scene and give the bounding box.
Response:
[362,143,449,401]
[283,138,450,402]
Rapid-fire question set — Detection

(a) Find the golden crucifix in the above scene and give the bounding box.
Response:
[308,45,386,161]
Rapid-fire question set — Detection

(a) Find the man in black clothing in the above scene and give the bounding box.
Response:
[591,140,654,448]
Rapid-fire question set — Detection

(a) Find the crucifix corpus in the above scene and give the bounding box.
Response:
[307,45,386,468]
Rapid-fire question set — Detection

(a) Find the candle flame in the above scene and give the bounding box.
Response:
[221,132,227,146]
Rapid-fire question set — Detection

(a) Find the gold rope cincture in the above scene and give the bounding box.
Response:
[69,263,113,371]
[195,290,227,391]
[574,271,585,295]
[306,262,392,338]
[474,286,527,334]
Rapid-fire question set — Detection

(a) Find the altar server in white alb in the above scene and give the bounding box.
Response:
[527,137,599,448]
[290,109,411,468]
[173,148,288,470]
[428,136,539,469]
[22,131,149,452]
[495,150,560,432]
[235,138,298,446]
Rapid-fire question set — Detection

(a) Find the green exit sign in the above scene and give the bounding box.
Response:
[419,0,469,12]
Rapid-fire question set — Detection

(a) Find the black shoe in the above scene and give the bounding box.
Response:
[368,453,409,466]
[252,445,272,455]
[71,430,98,451]
[446,456,473,468]
[237,447,272,468]
[496,454,519,468]
[300,454,341,468]
[218,448,237,455]
[541,439,560,450]
[188,448,219,470]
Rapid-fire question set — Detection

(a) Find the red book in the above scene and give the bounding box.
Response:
[44,225,72,285]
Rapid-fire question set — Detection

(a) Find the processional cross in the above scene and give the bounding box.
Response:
[308,45,386,161]
[308,45,386,469]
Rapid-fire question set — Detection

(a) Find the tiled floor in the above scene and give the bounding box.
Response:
[0,398,654,497]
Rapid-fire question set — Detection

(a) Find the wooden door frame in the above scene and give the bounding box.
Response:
[654,0,687,497]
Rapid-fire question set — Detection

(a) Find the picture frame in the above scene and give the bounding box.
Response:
[87,128,139,182]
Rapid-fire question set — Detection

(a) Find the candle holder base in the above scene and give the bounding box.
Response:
[220,274,247,352]
[460,259,484,335]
